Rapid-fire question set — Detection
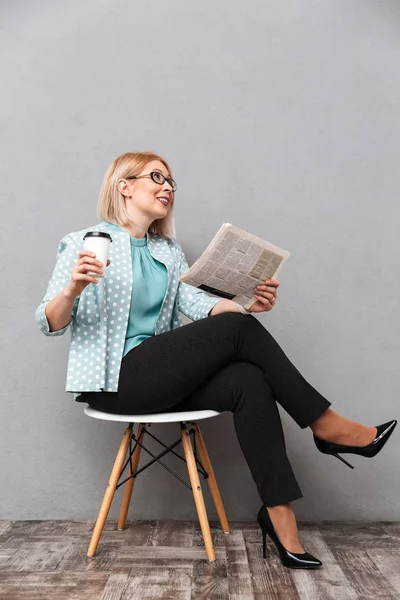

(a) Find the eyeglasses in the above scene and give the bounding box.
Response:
[125,171,177,192]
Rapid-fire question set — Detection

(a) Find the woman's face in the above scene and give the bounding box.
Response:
[121,160,174,218]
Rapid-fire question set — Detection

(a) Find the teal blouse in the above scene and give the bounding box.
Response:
[105,222,168,357]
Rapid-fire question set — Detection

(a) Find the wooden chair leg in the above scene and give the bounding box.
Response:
[193,423,230,534]
[87,425,132,557]
[181,424,216,562]
[118,423,145,531]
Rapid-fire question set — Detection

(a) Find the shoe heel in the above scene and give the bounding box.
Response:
[261,529,267,559]
[333,453,354,469]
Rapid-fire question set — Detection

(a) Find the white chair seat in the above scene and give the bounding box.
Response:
[84,406,223,424]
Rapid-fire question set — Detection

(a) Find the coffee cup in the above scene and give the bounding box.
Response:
[82,231,113,278]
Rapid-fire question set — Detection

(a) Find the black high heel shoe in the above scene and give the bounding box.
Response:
[257,506,322,569]
[313,420,397,469]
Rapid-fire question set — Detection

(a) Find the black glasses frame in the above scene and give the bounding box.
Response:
[125,171,177,192]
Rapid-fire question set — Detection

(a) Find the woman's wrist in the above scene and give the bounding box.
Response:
[209,299,251,316]
[235,302,251,314]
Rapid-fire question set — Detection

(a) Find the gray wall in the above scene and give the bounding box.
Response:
[1,0,399,521]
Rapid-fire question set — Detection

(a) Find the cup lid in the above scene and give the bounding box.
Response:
[83,231,112,242]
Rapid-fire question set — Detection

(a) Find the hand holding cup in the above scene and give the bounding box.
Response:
[65,230,113,298]
[65,251,111,298]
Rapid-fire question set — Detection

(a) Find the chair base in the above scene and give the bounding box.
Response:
[87,420,230,561]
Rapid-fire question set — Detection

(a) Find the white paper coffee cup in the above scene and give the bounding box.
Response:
[83,231,113,278]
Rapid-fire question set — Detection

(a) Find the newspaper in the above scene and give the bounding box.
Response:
[179,223,291,310]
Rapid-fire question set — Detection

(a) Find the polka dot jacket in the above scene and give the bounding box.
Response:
[35,221,223,394]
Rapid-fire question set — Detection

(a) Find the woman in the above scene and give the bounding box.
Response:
[35,151,397,569]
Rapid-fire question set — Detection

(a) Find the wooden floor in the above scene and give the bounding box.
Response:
[0,519,399,599]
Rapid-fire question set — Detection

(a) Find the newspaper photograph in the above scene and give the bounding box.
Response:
[179,223,291,310]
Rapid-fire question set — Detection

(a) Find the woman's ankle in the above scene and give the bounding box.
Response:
[310,409,376,446]
[266,503,305,553]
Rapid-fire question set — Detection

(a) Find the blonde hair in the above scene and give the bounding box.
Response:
[97,151,176,240]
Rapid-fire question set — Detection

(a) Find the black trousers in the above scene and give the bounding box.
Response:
[77,312,331,506]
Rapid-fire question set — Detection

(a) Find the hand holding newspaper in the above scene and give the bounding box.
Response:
[179,223,291,311]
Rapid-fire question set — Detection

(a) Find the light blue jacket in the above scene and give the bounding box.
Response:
[35,221,222,394]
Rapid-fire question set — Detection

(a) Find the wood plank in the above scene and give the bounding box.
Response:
[0,519,398,600]
[154,520,194,547]
[124,520,158,545]
[3,539,72,572]
[224,530,255,600]
[291,530,358,600]
[366,549,400,596]
[115,558,195,569]
[0,536,24,569]
[302,521,391,549]
[56,541,121,572]
[4,520,98,540]
[5,521,44,537]
[192,522,227,549]
[332,549,398,599]
[381,522,400,536]
[114,545,225,566]
[380,522,400,547]
[100,571,130,600]
[121,567,193,600]
[191,559,228,599]
[242,526,300,600]
[0,535,24,555]
[289,570,321,600]
[27,521,92,534]
[0,522,12,537]
[0,571,109,600]
[4,520,92,536]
